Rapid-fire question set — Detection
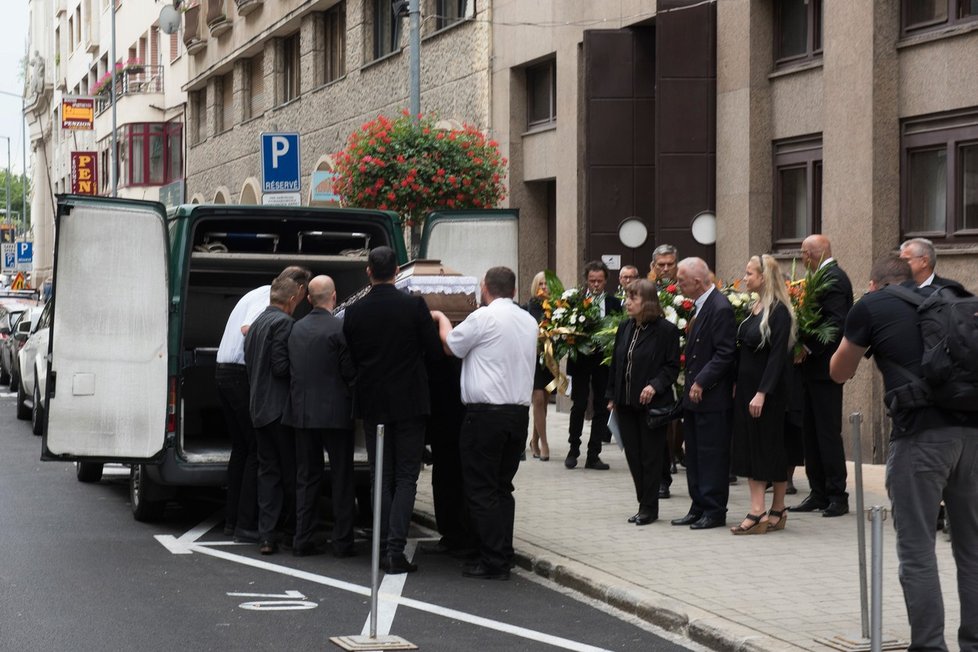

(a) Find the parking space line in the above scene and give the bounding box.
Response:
[360,540,417,637]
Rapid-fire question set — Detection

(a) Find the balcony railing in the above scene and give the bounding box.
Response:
[94,65,164,116]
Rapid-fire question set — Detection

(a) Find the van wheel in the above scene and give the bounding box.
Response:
[31,378,45,436]
[130,464,166,522]
[15,379,30,420]
[76,462,104,483]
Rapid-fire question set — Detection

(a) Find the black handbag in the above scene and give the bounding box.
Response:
[646,401,682,429]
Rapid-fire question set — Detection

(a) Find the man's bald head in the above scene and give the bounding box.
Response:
[801,234,833,271]
[307,275,337,310]
[676,257,713,300]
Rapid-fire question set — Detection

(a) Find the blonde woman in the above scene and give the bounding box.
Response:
[730,254,797,534]
[523,271,552,461]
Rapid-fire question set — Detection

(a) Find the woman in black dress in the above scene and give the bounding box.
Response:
[605,279,681,525]
[525,271,552,461]
[730,254,796,535]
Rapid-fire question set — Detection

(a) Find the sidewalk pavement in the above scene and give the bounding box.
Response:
[413,405,963,651]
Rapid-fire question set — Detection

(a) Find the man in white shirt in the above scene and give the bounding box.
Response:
[433,266,537,580]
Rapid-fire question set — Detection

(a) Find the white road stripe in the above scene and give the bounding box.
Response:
[360,540,417,637]
[0,392,15,398]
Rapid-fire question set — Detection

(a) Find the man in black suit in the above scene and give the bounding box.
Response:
[283,275,357,558]
[793,234,854,517]
[565,260,622,471]
[343,247,443,574]
[899,237,968,293]
[244,275,306,555]
[671,257,737,530]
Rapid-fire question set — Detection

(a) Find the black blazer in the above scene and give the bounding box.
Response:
[801,261,853,381]
[342,283,443,423]
[244,306,294,428]
[568,293,622,375]
[282,308,356,430]
[683,288,737,413]
[605,317,681,409]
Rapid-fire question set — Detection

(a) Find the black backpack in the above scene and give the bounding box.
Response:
[882,284,978,411]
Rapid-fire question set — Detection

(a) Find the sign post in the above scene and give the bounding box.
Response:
[71,152,99,195]
[15,241,32,272]
[1,242,14,274]
[261,132,301,205]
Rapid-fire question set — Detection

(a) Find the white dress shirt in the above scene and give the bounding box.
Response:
[446,297,538,406]
[817,257,836,271]
[216,285,270,364]
[694,284,715,316]
[919,271,936,288]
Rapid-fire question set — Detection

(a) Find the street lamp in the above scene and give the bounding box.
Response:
[0,136,11,230]
[0,89,27,233]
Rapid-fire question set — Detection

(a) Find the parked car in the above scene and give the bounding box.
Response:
[42,196,517,521]
[1,305,28,386]
[2,303,42,390]
[15,301,51,434]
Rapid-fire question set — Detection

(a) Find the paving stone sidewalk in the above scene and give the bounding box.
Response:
[414,405,963,651]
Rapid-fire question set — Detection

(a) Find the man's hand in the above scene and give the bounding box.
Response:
[607,400,615,413]
[689,382,704,404]
[749,392,765,418]
[639,384,656,405]
[793,348,807,364]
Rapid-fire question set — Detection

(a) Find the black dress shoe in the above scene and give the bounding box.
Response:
[386,554,418,574]
[627,513,640,523]
[658,486,671,499]
[584,457,610,470]
[689,515,726,530]
[258,540,278,555]
[822,501,850,518]
[792,494,829,512]
[293,543,329,557]
[564,452,579,469]
[634,512,657,526]
[671,512,702,526]
[462,562,510,581]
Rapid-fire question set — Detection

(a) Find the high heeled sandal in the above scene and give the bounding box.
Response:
[730,513,769,535]
[767,508,787,532]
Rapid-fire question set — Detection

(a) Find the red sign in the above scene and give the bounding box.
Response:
[71,152,99,195]
[62,97,95,130]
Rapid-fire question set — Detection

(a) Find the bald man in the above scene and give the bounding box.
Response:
[794,235,853,517]
[283,275,358,557]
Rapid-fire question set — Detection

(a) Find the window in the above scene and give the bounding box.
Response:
[282,33,300,103]
[902,0,978,35]
[773,135,822,246]
[436,0,471,30]
[248,52,265,119]
[774,0,822,65]
[68,15,74,50]
[219,72,233,132]
[526,59,556,128]
[323,3,346,84]
[190,90,207,145]
[373,0,402,59]
[902,109,978,242]
[122,122,182,187]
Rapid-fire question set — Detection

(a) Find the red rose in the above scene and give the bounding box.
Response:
[682,299,694,311]
[667,284,678,293]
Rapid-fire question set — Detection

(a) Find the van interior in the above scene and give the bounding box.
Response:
[179,215,392,462]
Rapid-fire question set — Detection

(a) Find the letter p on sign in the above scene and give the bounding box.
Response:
[271,136,289,168]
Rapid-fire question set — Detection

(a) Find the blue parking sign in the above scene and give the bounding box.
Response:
[261,133,301,193]
[16,241,32,264]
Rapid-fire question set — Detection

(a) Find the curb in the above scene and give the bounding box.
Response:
[412,508,802,651]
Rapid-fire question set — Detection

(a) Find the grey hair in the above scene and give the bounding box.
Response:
[900,237,936,270]
[652,244,678,259]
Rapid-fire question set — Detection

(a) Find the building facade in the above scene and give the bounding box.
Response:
[182,0,488,206]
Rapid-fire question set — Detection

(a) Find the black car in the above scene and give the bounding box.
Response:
[0,297,39,387]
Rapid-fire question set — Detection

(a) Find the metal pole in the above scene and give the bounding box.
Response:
[110,0,118,197]
[5,137,10,228]
[870,506,885,652]
[851,412,869,639]
[21,98,26,232]
[408,0,420,119]
[369,423,385,639]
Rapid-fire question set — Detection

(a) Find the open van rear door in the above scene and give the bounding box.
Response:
[43,197,170,462]
[419,209,519,281]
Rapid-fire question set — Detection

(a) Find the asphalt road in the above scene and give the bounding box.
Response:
[0,393,698,652]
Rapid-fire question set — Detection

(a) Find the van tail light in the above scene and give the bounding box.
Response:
[166,376,177,435]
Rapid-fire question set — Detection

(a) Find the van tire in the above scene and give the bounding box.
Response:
[130,464,166,522]
[31,378,45,436]
[76,462,104,483]
[15,378,30,420]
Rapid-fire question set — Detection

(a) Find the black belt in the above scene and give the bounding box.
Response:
[465,403,527,412]
[216,363,246,370]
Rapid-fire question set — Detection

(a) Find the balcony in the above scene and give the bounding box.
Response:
[183,4,206,55]
[207,0,232,38]
[234,0,262,17]
[94,65,164,116]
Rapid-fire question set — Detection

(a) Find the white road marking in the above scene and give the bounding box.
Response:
[161,513,615,652]
[361,540,417,637]
[0,392,15,398]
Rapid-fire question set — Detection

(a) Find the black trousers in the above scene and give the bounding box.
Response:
[255,419,296,542]
[215,365,258,536]
[569,356,609,458]
[294,427,356,552]
[802,378,848,503]
[617,405,667,516]
[364,417,427,558]
[460,404,529,573]
[682,409,731,520]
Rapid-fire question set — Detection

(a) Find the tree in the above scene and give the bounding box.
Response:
[0,170,32,228]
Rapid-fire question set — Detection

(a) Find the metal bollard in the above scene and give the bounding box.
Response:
[850,412,870,640]
[369,423,384,639]
[869,505,886,652]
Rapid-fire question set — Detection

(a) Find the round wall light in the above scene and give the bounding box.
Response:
[618,217,648,249]
[690,211,717,245]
